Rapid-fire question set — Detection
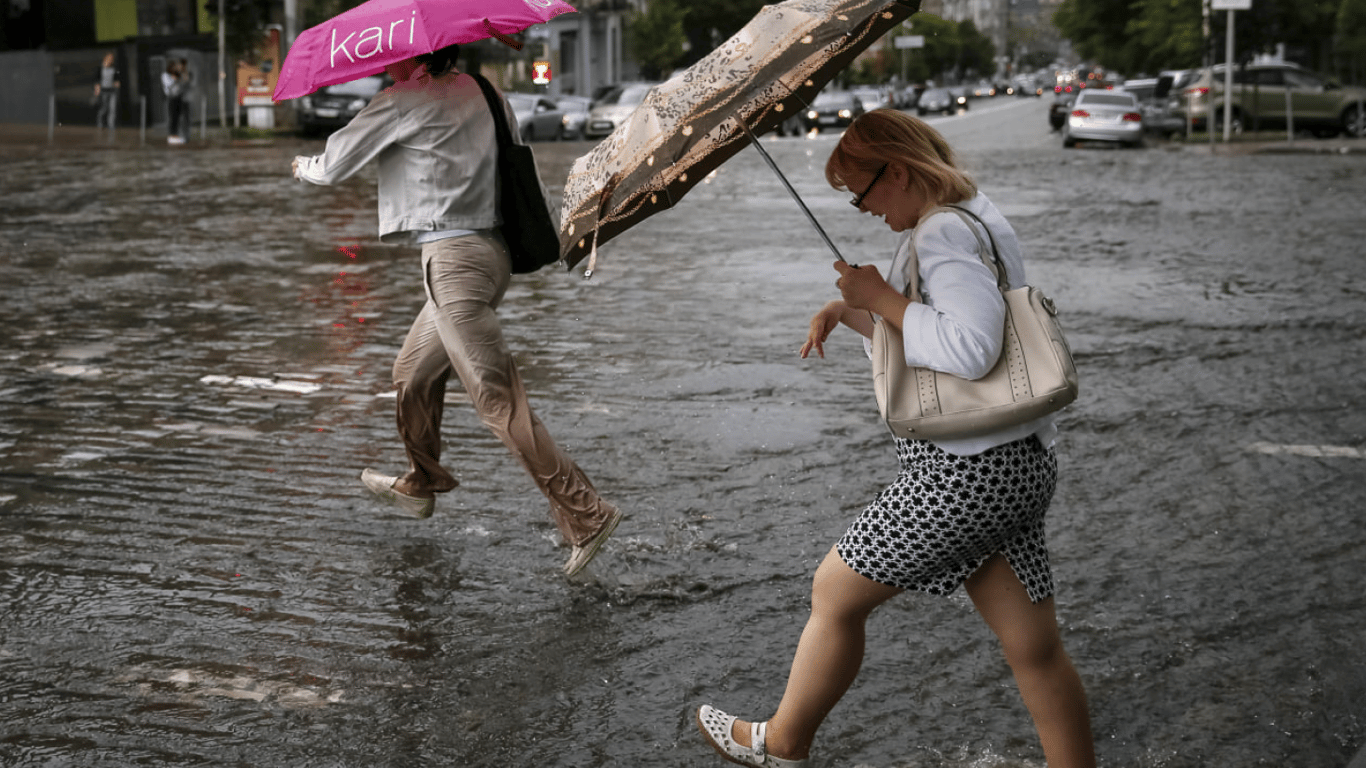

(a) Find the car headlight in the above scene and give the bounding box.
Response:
[300,96,313,110]
[838,109,851,119]
[348,98,367,111]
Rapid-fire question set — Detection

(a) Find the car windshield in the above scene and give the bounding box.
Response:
[597,84,653,107]
[322,77,385,97]
[921,88,949,99]
[1079,92,1137,107]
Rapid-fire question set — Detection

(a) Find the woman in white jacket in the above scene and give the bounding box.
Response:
[292,45,620,577]
[697,110,1095,767]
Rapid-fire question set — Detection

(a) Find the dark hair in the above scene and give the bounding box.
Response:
[415,44,461,77]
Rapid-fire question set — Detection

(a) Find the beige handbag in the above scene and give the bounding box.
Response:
[872,206,1078,440]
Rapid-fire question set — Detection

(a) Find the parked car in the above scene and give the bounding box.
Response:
[554,95,592,140]
[917,87,967,116]
[801,90,865,132]
[1062,89,1144,148]
[297,75,388,136]
[582,82,658,140]
[1120,76,1182,138]
[1176,62,1366,137]
[506,93,565,141]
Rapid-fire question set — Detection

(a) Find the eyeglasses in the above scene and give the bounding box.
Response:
[850,164,888,209]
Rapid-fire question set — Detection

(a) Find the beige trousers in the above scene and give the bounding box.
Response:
[391,232,612,545]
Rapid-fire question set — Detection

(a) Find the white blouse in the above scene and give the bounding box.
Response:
[869,191,1057,456]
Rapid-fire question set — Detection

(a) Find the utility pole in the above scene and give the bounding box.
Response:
[217,0,226,129]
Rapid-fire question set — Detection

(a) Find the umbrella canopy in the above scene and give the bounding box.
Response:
[274,0,575,102]
[559,0,919,274]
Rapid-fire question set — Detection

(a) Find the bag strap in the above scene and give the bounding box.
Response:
[470,73,513,150]
[896,204,1008,301]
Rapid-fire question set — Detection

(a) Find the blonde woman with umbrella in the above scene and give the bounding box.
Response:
[697,110,1095,767]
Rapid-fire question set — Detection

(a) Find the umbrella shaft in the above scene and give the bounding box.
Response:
[739,118,845,263]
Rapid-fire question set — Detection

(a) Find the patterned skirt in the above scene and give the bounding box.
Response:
[836,436,1057,603]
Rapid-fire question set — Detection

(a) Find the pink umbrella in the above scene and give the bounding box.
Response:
[274,0,576,102]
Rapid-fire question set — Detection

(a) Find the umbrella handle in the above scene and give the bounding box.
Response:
[736,114,846,263]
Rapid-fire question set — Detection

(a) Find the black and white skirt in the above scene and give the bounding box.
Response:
[836,436,1057,604]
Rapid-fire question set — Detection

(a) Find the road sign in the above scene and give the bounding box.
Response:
[895,35,925,49]
[1211,0,1250,9]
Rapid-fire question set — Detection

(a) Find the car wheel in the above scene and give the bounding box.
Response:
[1343,104,1364,138]
[1063,134,1077,148]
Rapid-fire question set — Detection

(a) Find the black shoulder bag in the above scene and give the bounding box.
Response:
[470,73,562,273]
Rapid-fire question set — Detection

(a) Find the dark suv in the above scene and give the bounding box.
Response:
[1176,62,1365,137]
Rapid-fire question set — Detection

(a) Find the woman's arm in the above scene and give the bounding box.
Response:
[293,92,408,185]
[898,217,1007,380]
[800,296,879,359]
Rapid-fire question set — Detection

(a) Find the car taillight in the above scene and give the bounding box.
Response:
[1070,109,1089,118]
[1122,112,1142,122]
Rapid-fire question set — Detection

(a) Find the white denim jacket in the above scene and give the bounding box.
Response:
[294,70,520,244]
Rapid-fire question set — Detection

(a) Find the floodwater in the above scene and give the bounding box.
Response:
[2,99,1365,768]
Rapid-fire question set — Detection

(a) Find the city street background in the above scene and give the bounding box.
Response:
[2,98,1365,767]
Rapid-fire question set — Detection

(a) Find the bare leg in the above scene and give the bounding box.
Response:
[965,554,1096,768]
[730,545,902,760]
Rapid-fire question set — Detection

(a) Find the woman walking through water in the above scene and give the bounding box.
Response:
[696,110,1095,767]
[292,45,621,577]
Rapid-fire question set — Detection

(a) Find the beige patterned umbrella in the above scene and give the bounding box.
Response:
[559,0,919,275]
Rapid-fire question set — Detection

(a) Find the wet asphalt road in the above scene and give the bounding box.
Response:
[2,99,1366,767]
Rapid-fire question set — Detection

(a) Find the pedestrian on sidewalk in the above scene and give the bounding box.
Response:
[696,110,1096,768]
[291,44,621,577]
[93,52,120,131]
[161,59,189,145]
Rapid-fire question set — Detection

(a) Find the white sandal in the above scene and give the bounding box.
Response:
[696,705,810,768]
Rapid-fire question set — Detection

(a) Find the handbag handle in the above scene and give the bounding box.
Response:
[896,205,1009,302]
[470,73,514,151]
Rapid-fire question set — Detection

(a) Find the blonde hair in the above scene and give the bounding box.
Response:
[825,109,976,207]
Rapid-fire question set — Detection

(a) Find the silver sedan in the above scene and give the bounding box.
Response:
[1063,90,1145,148]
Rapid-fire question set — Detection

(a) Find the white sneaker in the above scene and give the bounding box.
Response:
[563,506,623,576]
[360,468,435,519]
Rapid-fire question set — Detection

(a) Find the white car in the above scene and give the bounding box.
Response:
[1063,90,1144,148]
[582,82,658,140]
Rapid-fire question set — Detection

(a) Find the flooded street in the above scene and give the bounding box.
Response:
[2,98,1365,767]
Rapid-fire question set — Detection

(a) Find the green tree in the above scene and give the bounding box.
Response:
[677,0,768,66]
[895,13,965,83]
[1338,0,1366,80]
[1126,0,1204,72]
[1053,0,1138,71]
[627,0,687,79]
[955,19,996,76]
[203,0,276,63]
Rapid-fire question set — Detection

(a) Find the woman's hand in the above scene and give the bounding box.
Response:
[800,300,846,359]
[833,261,892,310]
[834,261,911,330]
